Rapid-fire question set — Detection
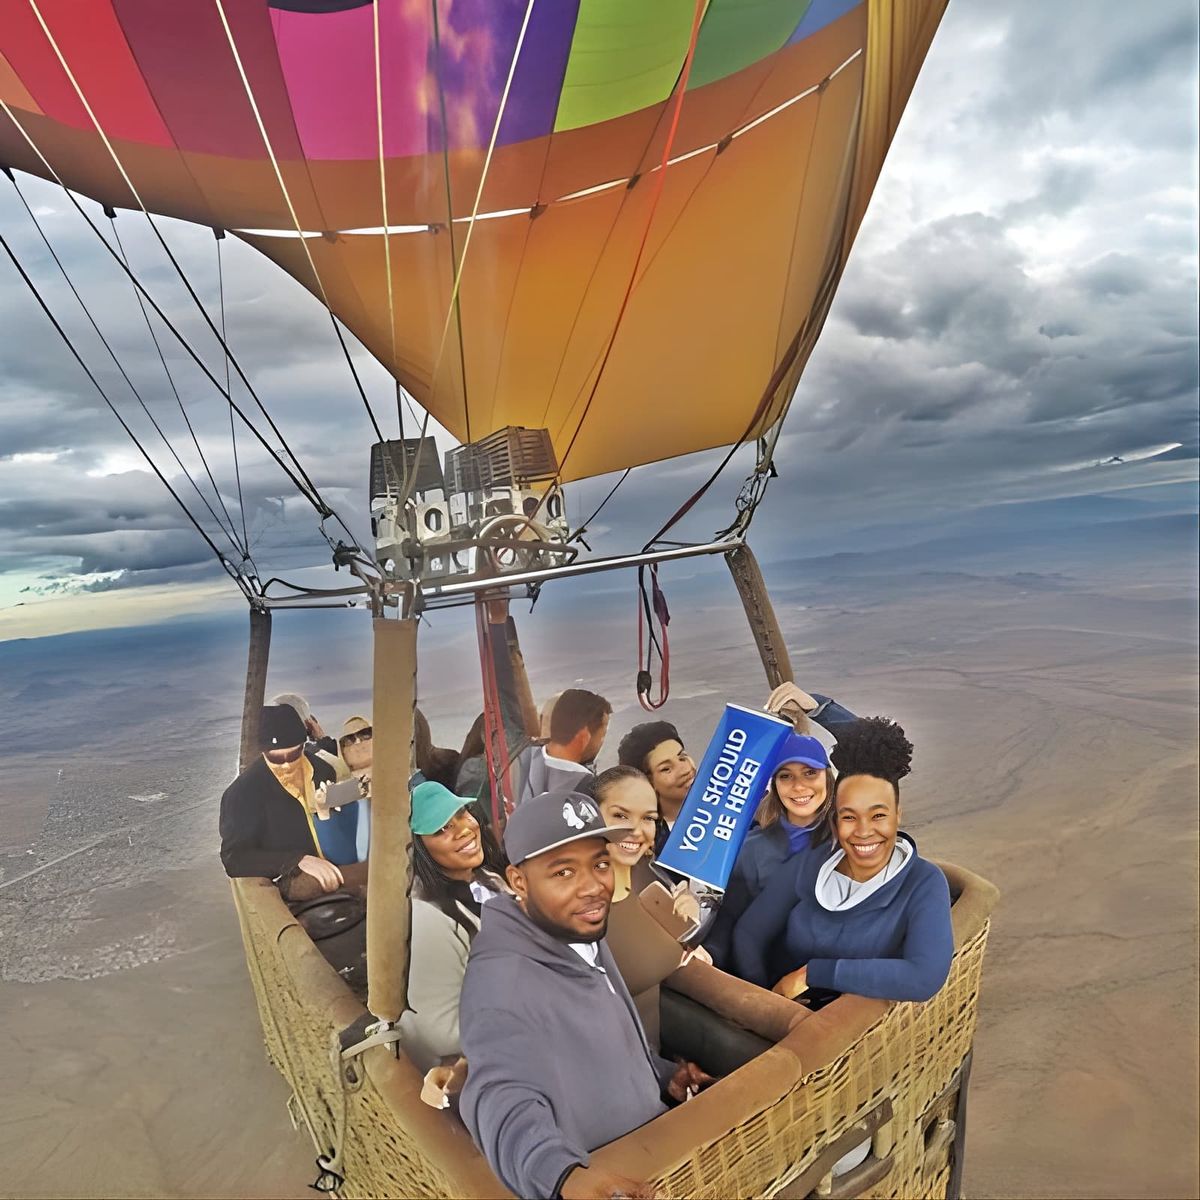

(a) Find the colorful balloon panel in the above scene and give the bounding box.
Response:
[0,0,946,482]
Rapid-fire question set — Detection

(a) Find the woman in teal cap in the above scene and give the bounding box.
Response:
[399,781,508,1074]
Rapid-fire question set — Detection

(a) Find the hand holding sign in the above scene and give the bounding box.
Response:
[671,880,701,926]
[656,704,793,891]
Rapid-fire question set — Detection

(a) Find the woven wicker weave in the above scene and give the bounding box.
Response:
[231,862,995,1200]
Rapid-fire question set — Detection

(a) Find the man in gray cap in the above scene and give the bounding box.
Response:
[459,791,711,1200]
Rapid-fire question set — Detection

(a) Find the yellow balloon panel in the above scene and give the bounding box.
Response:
[0,1,949,484]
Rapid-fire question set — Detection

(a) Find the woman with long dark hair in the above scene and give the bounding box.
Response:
[399,781,508,1073]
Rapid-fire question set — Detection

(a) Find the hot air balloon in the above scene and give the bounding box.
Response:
[0,3,998,1196]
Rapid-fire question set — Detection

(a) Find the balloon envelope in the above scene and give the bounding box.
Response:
[0,0,945,481]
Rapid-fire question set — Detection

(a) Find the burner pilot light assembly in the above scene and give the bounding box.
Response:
[370,426,575,586]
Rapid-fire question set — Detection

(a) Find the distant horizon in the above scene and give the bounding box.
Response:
[2,479,1195,642]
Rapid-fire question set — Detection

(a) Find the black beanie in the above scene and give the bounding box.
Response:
[260,704,307,751]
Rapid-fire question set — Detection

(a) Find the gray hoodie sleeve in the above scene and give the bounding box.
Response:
[460,1005,588,1198]
[397,900,472,1073]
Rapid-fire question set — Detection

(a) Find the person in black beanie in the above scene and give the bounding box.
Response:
[219,704,367,900]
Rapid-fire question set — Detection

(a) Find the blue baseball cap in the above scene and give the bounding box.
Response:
[410,781,473,836]
[773,733,830,772]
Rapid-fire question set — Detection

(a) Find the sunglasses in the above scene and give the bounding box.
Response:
[341,727,373,746]
[265,744,304,763]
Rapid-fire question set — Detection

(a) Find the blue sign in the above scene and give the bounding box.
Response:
[655,704,793,890]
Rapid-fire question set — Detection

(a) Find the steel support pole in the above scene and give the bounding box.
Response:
[365,615,417,1024]
[238,606,272,773]
[724,542,793,690]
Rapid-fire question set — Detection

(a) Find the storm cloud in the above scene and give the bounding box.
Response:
[0,0,1195,622]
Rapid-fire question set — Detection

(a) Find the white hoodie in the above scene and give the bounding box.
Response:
[815,838,913,912]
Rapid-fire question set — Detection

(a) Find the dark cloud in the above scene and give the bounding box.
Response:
[0,0,1196,620]
[1072,253,1152,297]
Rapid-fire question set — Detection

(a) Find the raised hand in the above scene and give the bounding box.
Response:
[765,682,818,726]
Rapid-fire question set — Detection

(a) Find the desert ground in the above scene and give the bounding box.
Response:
[1,550,1196,1198]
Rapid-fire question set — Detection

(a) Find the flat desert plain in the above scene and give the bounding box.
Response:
[1,556,1196,1198]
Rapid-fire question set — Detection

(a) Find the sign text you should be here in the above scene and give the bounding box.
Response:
[677,727,764,852]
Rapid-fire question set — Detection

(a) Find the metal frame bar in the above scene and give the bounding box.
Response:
[258,538,743,610]
[405,536,743,601]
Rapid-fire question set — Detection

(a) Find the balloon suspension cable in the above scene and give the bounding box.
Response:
[519,0,705,540]
[406,0,535,509]
[0,228,253,602]
[105,207,253,568]
[3,172,253,572]
[0,104,352,550]
[475,597,515,826]
[370,0,402,400]
[214,230,254,561]
[0,15,365,567]
[552,0,707,484]
[645,83,840,554]
[635,562,671,712]
[568,467,632,548]
[210,0,383,448]
[0,90,333,525]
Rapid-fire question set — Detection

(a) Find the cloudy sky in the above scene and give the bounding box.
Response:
[1,0,1196,639]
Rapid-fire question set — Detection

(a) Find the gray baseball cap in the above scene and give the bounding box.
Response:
[504,790,632,866]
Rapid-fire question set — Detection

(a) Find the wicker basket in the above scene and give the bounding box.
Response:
[230,860,997,1199]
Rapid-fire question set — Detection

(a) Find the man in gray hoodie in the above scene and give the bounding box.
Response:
[459,791,710,1200]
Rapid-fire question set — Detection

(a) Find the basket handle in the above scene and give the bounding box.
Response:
[924,1117,957,1166]
[774,1098,894,1199]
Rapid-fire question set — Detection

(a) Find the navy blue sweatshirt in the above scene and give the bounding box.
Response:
[731,835,953,1003]
[704,820,827,969]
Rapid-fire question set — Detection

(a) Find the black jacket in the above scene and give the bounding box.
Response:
[219,753,336,880]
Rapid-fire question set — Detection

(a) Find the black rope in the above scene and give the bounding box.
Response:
[569,467,631,545]
[430,0,472,444]
[124,207,330,512]
[0,229,250,598]
[330,309,384,443]
[106,209,248,561]
[1,166,337,526]
[216,232,252,558]
[7,178,248,562]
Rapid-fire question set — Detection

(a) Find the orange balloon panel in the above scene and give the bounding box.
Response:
[0,0,948,482]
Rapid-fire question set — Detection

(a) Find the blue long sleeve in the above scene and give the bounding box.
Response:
[729,853,803,989]
[704,856,753,970]
[809,693,859,738]
[805,867,954,1002]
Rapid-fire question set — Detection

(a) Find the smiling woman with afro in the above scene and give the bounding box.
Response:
[725,714,954,1006]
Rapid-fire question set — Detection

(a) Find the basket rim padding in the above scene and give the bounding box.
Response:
[231,855,999,1199]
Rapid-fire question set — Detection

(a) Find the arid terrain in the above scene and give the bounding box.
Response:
[1,528,1197,1198]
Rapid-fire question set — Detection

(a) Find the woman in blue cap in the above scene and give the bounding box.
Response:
[399,781,508,1075]
[731,717,953,1005]
[704,731,835,969]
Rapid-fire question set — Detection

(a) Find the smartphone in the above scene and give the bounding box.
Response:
[322,778,365,809]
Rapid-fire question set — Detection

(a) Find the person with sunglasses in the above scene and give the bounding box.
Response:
[338,714,375,782]
[219,704,368,900]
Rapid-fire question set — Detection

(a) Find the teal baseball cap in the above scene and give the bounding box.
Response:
[410,780,473,836]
